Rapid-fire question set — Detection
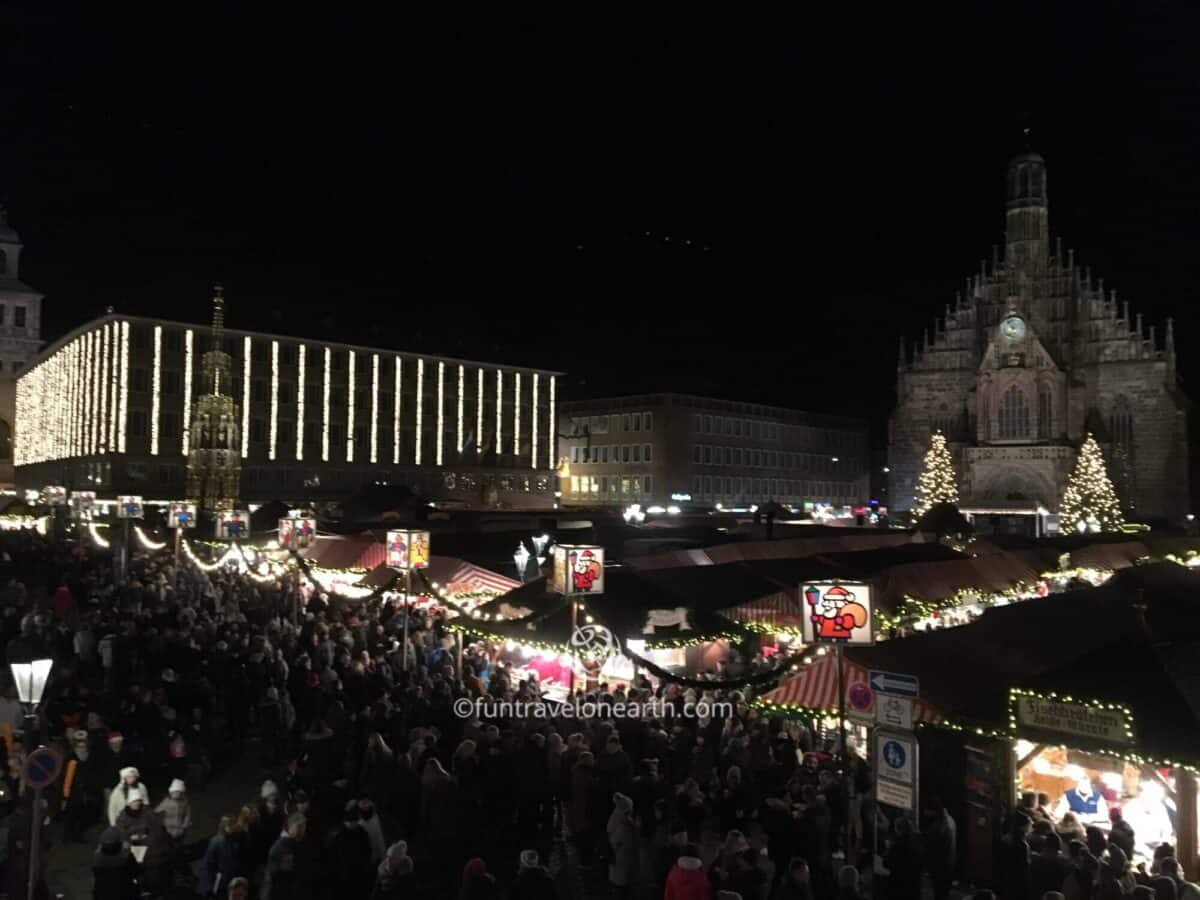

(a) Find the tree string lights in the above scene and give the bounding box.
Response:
[1060,433,1125,533]
[913,431,959,516]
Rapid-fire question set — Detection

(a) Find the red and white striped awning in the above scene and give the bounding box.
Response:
[760,655,942,723]
[357,556,519,596]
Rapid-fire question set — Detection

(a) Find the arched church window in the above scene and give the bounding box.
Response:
[1110,397,1134,448]
[998,385,1029,439]
[0,250,6,276]
[1037,384,1052,439]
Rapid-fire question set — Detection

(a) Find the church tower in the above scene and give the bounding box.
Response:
[0,205,44,485]
[185,285,241,511]
[1005,151,1049,272]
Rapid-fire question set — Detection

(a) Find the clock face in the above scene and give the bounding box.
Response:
[1001,315,1026,341]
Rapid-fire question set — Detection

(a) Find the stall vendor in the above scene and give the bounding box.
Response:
[1054,774,1109,826]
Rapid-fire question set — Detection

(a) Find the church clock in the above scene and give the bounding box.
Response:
[1000,315,1026,341]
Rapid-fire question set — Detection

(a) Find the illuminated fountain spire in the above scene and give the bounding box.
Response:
[187,284,241,511]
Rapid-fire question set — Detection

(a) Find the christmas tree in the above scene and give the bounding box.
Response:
[913,431,959,517]
[1059,433,1125,532]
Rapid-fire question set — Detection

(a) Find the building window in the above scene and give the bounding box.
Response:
[997,384,1030,439]
[644,444,652,462]
[622,414,631,431]
[693,445,701,463]
[704,475,712,496]
[704,415,712,433]
[14,307,26,328]
[571,446,579,463]
[694,414,702,432]
[162,370,180,394]
[1110,397,1134,447]
[1037,385,1053,439]
[623,445,631,463]
[693,475,702,495]
[161,413,178,439]
[571,476,579,494]
[632,444,641,462]
[251,418,266,442]
[130,410,146,437]
[644,475,653,495]
[600,475,608,494]
[279,421,294,447]
[632,414,640,432]
[131,368,148,392]
[643,412,652,431]
[703,446,711,464]
[282,345,296,365]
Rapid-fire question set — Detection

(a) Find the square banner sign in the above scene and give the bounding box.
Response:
[216,509,250,540]
[168,502,197,529]
[386,529,430,570]
[802,581,874,645]
[69,491,96,518]
[41,486,67,507]
[116,495,144,519]
[278,517,317,551]
[553,545,605,596]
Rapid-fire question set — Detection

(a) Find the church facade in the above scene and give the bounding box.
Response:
[889,152,1189,524]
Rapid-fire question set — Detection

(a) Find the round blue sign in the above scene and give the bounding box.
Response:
[882,740,907,771]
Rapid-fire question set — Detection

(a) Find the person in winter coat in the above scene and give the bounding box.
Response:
[200,815,250,897]
[608,791,639,897]
[261,813,307,900]
[1109,808,1136,861]
[358,798,386,865]
[253,781,287,869]
[92,827,139,900]
[883,817,924,900]
[459,857,500,900]
[569,751,598,865]
[664,846,712,900]
[777,857,816,900]
[156,778,192,843]
[107,766,147,826]
[509,849,555,900]
[924,798,957,900]
[114,786,172,897]
[372,841,414,900]
[328,802,374,900]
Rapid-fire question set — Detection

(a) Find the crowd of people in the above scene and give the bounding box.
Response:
[0,524,1194,900]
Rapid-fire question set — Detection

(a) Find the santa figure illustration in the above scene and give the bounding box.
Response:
[806,584,869,641]
[571,549,602,592]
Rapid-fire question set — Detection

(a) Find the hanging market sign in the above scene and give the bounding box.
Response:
[802,581,874,645]
[553,544,605,596]
[1011,689,1134,746]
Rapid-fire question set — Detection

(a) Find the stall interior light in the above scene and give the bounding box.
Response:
[10,659,53,704]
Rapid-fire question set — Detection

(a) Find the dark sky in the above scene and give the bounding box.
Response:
[4,3,1199,443]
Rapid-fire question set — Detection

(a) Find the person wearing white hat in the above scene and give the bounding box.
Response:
[156,778,192,842]
[107,766,149,826]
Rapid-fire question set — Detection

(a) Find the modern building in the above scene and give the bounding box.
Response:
[15,290,562,507]
[0,206,45,486]
[889,150,1189,526]
[559,393,870,512]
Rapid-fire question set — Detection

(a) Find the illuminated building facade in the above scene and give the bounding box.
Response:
[15,296,561,508]
[560,393,869,510]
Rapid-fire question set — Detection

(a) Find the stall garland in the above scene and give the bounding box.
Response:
[293,551,398,603]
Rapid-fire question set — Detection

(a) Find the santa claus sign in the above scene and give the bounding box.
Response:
[553,545,605,596]
[802,581,874,645]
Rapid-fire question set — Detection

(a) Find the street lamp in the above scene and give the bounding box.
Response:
[11,658,52,900]
[10,658,52,710]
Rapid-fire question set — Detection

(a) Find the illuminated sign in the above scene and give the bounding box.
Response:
[553,544,605,596]
[115,495,144,519]
[386,529,430,570]
[802,581,874,645]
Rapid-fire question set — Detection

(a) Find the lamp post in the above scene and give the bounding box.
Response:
[11,658,52,900]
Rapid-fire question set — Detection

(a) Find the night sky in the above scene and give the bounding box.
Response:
[4,4,1200,444]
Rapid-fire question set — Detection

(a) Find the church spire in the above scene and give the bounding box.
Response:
[1005,149,1049,271]
[211,283,225,347]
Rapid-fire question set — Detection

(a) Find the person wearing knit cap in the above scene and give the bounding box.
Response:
[510,849,555,900]
[372,841,415,900]
[608,793,639,897]
[115,783,171,895]
[107,766,147,826]
[156,778,192,842]
[461,857,498,900]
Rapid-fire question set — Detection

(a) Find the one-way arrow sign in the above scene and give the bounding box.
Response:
[869,670,919,698]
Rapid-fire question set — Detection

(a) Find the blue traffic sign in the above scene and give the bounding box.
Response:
[869,670,919,698]
[23,747,63,789]
[882,740,907,770]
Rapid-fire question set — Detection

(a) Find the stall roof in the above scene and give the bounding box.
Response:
[304,533,386,570]
[358,557,519,594]
[628,530,914,570]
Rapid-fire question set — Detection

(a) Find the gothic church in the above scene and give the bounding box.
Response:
[889,151,1188,523]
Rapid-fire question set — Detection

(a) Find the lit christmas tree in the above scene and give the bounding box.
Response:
[913,431,959,517]
[1059,433,1125,533]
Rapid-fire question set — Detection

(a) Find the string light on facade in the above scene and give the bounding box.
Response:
[436,361,445,466]
[913,431,959,517]
[119,321,130,453]
[549,375,556,470]
[268,340,279,460]
[476,368,483,458]
[532,372,539,469]
[415,358,424,465]
[393,357,401,464]
[99,323,110,452]
[322,346,331,462]
[150,325,163,455]
[182,329,194,455]
[82,330,93,454]
[346,350,356,462]
[241,335,251,459]
[496,370,503,455]
[456,364,464,454]
[513,371,521,456]
[296,344,306,461]
[370,353,379,464]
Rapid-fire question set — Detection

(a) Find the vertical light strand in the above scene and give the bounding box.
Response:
[549,375,556,470]
[119,322,130,453]
[269,340,279,460]
[99,324,110,452]
[436,361,445,466]
[532,373,539,469]
[392,357,401,465]
[77,337,86,457]
[476,368,483,459]
[109,325,119,453]
[92,329,102,453]
[182,329,194,455]
[150,325,162,455]
[513,372,521,457]
[83,330,94,454]
[415,359,424,465]
[495,370,503,455]
[296,344,306,461]
[65,340,75,457]
[370,354,379,464]
[241,336,251,458]
[346,350,356,462]
[321,346,331,462]
[456,364,464,455]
